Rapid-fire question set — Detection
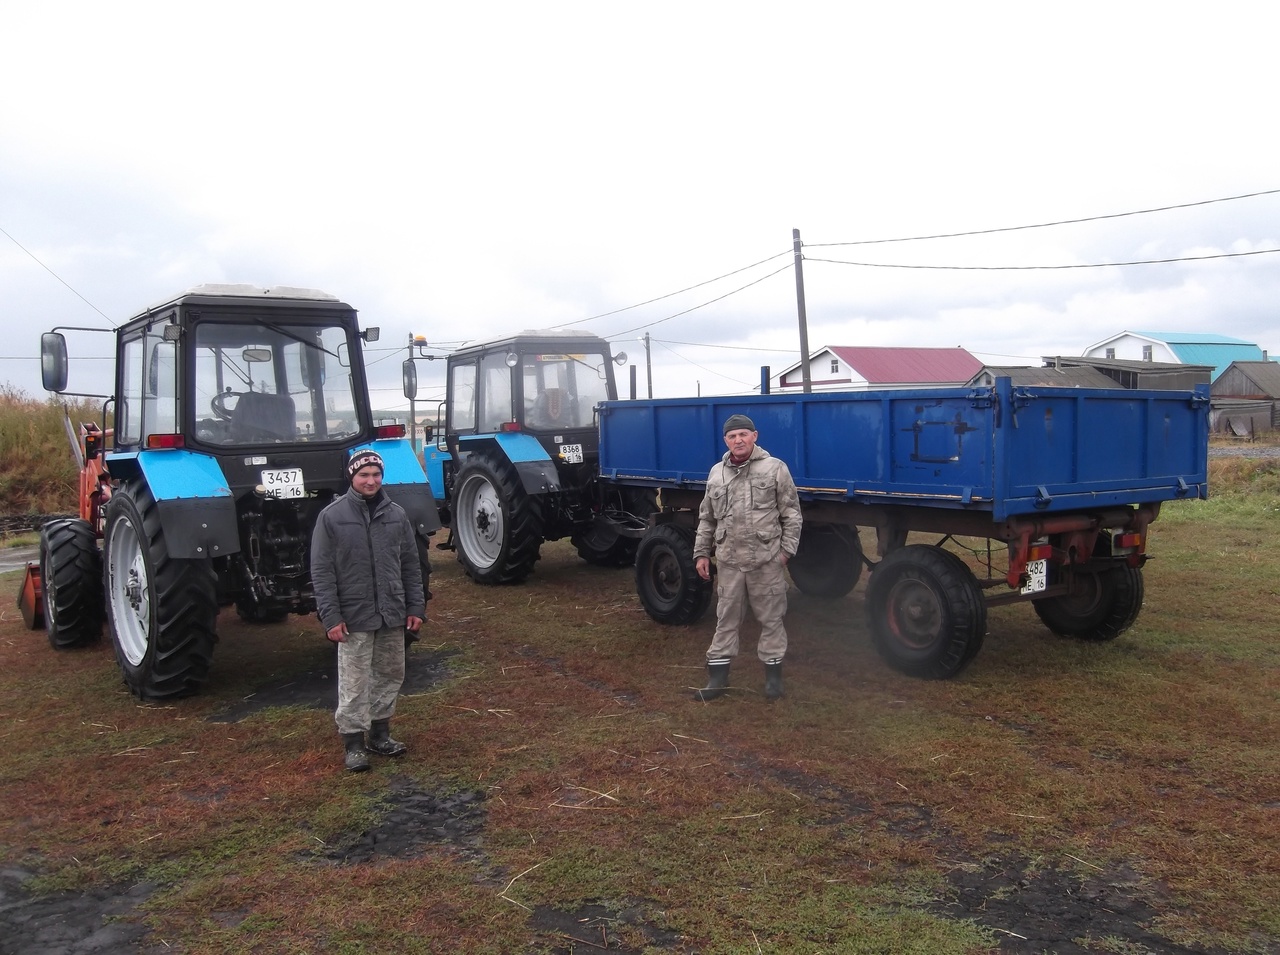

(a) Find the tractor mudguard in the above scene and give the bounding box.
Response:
[360,438,444,534]
[456,433,563,496]
[107,450,240,560]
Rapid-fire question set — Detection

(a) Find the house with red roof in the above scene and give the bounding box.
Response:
[771,345,984,392]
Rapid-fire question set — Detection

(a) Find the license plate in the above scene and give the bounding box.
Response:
[560,443,583,464]
[262,467,305,499]
[1021,558,1047,594]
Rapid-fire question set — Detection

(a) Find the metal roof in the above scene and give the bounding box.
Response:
[1216,360,1280,397]
[826,346,984,384]
[972,364,1121,389]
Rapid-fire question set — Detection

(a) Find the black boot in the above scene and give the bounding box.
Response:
[694,659,731,701]
[343,732,370,772]
[764,660,784,701]
[367,719,407,757]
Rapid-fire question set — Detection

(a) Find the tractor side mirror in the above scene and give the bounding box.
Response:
[41,332,69,393]
[402,359,418,400]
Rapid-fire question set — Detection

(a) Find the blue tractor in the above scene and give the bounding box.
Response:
[30,285,439,700]
[414,330,654,584]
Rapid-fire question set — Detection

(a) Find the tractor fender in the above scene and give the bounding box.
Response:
[366,438,444,535]
[105,450,240,559]
[457,433,563,496]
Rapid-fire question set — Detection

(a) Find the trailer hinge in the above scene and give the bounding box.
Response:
[966,389,995,409]
[1175,477,1191,496]
[1009,387,1037,411]
[1034,485,1053,509]
[1187,393,1210,408]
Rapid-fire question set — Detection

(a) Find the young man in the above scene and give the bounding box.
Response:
[693,414,803,701]
[311,449,425,771]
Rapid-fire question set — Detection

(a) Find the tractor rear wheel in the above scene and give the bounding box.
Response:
[103,482,219,700]
[39,518,104,649]
[453,452,544,584]
[634,524,711,625]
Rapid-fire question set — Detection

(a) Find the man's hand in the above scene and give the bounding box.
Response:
[779,551,790,567]
[696,556,711,581]
[406,615,423,632]
[326,622,348,643]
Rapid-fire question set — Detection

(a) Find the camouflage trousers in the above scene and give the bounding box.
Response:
[335,625,406,735]
[705,558,789,663]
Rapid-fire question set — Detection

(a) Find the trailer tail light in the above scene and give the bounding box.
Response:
[1115,532,1143,551]
[374,424,406,440]
[1027,542,1053,562]
[146,434,185,449]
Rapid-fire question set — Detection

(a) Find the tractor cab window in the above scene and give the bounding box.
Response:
[448,361,477,431]
[192,321,361,445]
[522,350,609,431]
[479,352,514,431]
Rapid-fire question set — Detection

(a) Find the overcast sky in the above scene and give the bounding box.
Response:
[3,1,1277,409]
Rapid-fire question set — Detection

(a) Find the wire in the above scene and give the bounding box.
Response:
[805,247,1280,271]
[553,249,792,329]
[606,262,794,339]
[0,224,117,327]
[805,187,1280,248]
[652,338,799,354]
[650,338,759,389]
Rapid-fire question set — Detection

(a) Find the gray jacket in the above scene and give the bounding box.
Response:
[311,487,426,633]
[694,445,803,570]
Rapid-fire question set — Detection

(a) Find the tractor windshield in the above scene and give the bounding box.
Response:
[193,321,362,445]
[522,350,611,431]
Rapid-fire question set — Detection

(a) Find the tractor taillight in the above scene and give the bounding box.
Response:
[146,433,185,449]
[1115,532,1143,550]
[499,421,522,432]
[374,424,406,440]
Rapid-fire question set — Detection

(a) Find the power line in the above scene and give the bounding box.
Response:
[605,262,794,339]
[554,249,791,329]
[0,224,117,327]
[805,187,1280,248]
[805,247,1280,271]
[653,338,798,353]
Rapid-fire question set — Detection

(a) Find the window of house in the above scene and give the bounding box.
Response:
[829,358,839,374]
[1142,345,1153,361]
[1105,348,1116,359]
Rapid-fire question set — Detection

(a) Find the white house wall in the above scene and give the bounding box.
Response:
[1084,333,1178,363]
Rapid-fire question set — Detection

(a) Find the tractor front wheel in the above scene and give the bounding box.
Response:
[103,482,219,700]
[39,518,104,649]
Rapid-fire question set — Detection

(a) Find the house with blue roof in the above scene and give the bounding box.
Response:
[1083,331,1266,381]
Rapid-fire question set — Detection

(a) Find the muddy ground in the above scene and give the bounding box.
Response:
[0,645,1249,955]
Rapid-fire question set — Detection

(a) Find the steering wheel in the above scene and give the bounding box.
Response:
[211,390,244,421]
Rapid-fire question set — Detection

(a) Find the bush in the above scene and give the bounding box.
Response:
[0,384,107,514]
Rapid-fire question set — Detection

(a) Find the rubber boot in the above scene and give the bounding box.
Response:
[367,719,407,757]
[764,660,784,701]
[343,732,370,772]
[694,659,731,701]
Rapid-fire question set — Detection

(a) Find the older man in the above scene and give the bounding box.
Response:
[693,414,802,701]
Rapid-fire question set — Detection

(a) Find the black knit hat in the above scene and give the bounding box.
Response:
[723,414,756,435]
[347,449,384,482]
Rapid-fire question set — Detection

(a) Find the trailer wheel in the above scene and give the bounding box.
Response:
[634,524,711,625]
[788,524,863,598]
[865,545,986,679]
[39,518,104,649]
[103,482,219,700]
[573,489,658,567]
[453,452,544,584]
[1033,564,1144,641]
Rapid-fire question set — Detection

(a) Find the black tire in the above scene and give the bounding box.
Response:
[452,452,544,584]
[788,524,863,598]
[573,488,658,567]
[865,544,986,679]
[103,482,219,700]
[634,524,712,625]
[1033,564,1144,641]
[39,518,104,650]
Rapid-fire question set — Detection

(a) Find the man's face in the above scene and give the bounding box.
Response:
[723,427,758,459]
[352,465,384,498]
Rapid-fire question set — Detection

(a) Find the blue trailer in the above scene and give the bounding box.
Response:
[597,379,1210,678]
[414,329,1208,679]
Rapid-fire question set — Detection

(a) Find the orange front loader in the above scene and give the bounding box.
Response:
[16,419,113,632]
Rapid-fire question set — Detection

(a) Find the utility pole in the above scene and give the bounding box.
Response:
[793,228,813,394]
[644,332,653,398]
[406,334,416,453]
